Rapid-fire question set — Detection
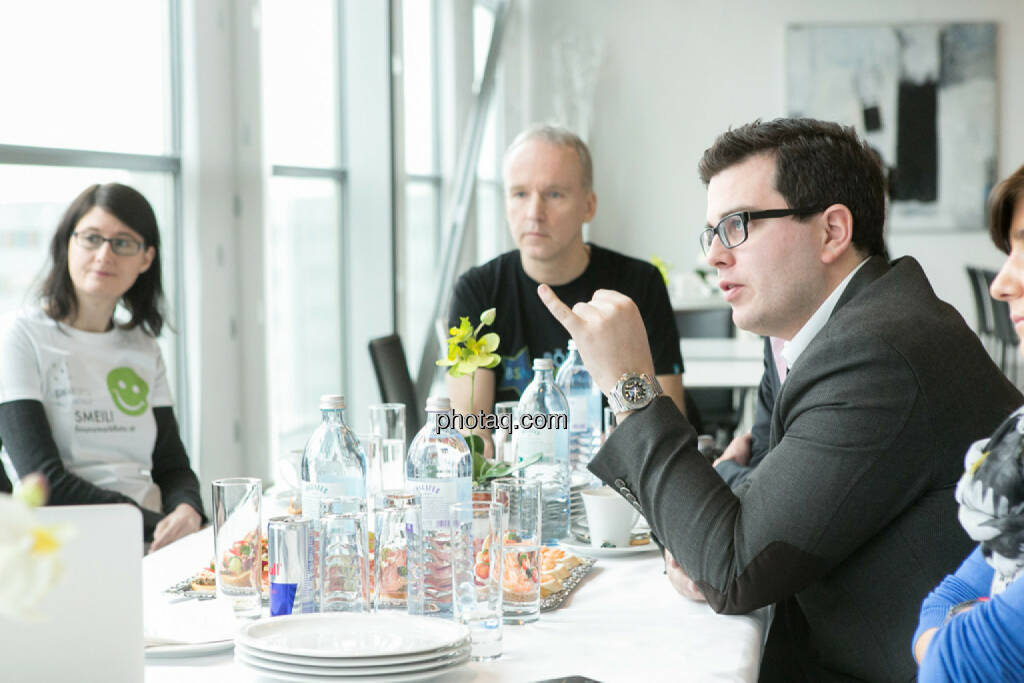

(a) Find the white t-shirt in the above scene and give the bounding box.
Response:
[0,307,173,510]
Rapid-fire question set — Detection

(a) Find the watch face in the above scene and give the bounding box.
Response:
[622,377,648,405]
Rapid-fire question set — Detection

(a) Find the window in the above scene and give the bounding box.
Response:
[473,2,506,264]
[262,0,347,458]
[0,0,184,421]
[400,0,443,372]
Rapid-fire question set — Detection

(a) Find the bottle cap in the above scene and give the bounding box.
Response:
[567,339,577,351]
[425,396,451,412]
[319,394,345,409]
[533,358,554,370]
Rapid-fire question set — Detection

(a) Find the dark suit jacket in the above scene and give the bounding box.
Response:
[590,256,1022,682]
[715,336,780,489]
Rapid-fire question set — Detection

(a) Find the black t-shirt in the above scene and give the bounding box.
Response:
[448,244,684,403]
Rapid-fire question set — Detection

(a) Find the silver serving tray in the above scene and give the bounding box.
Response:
[540,557,597,612]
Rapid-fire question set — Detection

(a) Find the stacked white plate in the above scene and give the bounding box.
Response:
[234,613,472,682]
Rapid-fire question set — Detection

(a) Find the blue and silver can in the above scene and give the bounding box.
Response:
[267,515,315,615]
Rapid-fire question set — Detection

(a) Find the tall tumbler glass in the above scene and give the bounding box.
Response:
[490,477,542,624]
[320,510,371,613]
[493,401,518,465]
[212,477,263,618]
[356,433,384,502]
[451,501,505,661]
[369,403,407,490]
[373,490,425,615]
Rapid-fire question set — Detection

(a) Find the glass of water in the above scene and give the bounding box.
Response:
[320,510,371,613]
[369,403,407,490]
[450,501,505,661]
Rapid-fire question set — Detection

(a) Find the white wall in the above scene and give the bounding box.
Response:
[521,0,1024,321]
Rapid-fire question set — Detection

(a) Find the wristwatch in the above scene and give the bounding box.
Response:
[608,372,663,413]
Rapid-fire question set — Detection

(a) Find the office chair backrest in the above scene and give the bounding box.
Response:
[0,437,11,494]
[675,306,742,442]
[674,307,734,339]
[967,266,994,337]
[368,334,423,443]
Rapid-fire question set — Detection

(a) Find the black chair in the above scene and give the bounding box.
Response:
[368,334,423,445]
[0,438,11,494]
[675,307,747,443]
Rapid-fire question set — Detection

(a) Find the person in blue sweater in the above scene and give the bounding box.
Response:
[913,163,1024,680]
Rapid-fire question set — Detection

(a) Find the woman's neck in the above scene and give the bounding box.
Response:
[66,294,117,333]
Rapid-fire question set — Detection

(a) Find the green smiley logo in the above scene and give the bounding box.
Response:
[106,367,149,416]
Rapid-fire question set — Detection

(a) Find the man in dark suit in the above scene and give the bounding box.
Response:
[537,118,1022,681]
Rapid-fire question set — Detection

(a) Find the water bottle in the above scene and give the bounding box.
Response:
[406,396,472,616]
[301,394,367,609]
[301,395,368,516]
[555,340,603,485]
[514,358,570,544]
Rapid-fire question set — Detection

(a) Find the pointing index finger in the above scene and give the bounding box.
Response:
[537,284,582,336]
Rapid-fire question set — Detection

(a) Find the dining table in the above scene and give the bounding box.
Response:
[143,526,770,682]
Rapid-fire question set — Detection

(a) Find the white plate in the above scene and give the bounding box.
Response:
[235,646,470,676]
[559,537,660,558]
[236,613,471,659]
[236,652,469,682]
[145,639,235,658]
[235,641,469,668]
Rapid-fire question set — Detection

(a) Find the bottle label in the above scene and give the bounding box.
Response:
[301,479,365,518]
[515,428,555,464]
[568,395,589,431]
[408,477,471,530]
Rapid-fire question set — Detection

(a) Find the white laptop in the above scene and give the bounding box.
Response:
[1,504,144,682]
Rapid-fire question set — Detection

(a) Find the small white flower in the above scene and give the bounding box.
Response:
[0,494,73,621]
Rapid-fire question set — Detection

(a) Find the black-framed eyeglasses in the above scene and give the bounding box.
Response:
[699,207,825,255]
[71,231,144,256]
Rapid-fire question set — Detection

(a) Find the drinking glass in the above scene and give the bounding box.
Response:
[212,477,263,618]
[356,432,384,501]
[451,501,505,661]
[373,490,425,615]
[369,403,407,490]
[493,401,518,464]
[490,477,542,624]
[320,510,371,613]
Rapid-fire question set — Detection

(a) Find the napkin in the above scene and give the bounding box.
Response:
[144,595,239,647]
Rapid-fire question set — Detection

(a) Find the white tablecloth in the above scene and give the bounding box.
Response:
[144,529,769,683]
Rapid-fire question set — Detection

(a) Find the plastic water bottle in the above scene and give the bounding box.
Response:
[406,396,472,616]
[514,358,570,544]
[555,340,603,485]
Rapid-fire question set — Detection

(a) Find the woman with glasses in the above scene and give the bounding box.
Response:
[913,164,1024,680]
[0,183,203,551]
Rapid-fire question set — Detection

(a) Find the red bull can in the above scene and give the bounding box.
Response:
[267,515,315,615]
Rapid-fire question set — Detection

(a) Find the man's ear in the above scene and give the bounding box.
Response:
[820,204,854,264]
[583,190,597,223]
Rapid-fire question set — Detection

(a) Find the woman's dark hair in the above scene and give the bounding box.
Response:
[988,164,1024,254]
[698,118,888,258]
[41,183,166,336]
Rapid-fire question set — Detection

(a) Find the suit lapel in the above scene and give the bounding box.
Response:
[767,255,891,447]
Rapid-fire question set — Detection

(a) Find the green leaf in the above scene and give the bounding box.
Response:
[480,308,496,326]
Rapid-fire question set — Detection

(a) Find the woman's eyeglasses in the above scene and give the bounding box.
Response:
[72,231,144,256]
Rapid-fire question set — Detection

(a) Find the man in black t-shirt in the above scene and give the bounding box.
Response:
[447,124,684,426]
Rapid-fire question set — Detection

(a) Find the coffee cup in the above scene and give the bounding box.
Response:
[581,486,640,548]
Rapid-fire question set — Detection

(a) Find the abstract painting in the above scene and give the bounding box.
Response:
[787,23,997,231]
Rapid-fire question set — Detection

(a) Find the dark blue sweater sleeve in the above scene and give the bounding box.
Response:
[916,546,1024,681]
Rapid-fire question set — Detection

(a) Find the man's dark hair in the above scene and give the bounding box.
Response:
[988,164,1024,254]
[41,183,166,336]
[698,118,887,258]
